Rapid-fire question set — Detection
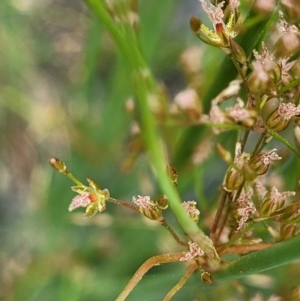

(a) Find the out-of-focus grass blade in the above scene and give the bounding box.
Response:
[173,5,278,169]
[214,234,300,282]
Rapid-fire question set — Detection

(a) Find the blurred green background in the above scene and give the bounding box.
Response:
[1,0,299,300]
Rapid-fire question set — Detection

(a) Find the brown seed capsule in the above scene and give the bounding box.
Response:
[266,108,290,132]
[49,157,69,174]
[260,191,285,216]
[156,194,168,210]
[224,167,244,192]
[249,155,269,176]
[190,16,202,34]
[280,224,296,240]
[201,271,213,285]
[229,38,247,65]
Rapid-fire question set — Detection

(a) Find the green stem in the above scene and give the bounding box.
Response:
[267,129,300,158]
[84,0,219,261]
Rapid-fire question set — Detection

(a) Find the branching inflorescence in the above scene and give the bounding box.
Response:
[50,0,300,299]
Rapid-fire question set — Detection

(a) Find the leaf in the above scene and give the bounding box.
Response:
[214,235,300,282]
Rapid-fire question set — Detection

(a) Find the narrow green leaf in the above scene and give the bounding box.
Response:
[214,235,300,282]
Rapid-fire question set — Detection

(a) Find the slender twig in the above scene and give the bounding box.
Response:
[268,129,300,158]
[250,133,266,158]
[160,220,189,247]
[211,189,228,242]
[115,252,187,301]
[108,198,140,213]
[163,263,198,301]
[217,242,273,255]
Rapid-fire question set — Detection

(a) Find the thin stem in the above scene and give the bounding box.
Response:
[108,198,140,213]
[211,189,228,242]
[240,130,249,153]
[163,263,198,301]
[250,133,266,158]
[66,172,85,186]
[84,0,219,262]
[160,220,189,247]
[230,54,254,106]
[268,129,300,158]
[217,242,273,255]
[115,252,186,301]
[215,194,232,243]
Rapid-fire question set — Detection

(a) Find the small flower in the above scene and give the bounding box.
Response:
[253,42,274,67]
[69,192,91,211]
[180,241,204,261]
[181,201,200,223]
[278,101,300,120]
[236,188,256,230]
[260,186,295,216]
[260,149,282,165]
[269,186,295,203]
[132,195,163,221]
[132,195,152,208]
[191,0,239,48]
[70,178,110,217]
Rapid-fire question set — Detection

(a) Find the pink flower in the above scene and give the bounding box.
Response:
[270,186,295,203]
[180,241,204,261]
[236,188,256,230]
[199,0,225,27]
[132,195,152,209]
[253,43,274,67]
[278,101,300,120]
[69,192,91,212]
[260,149,282,165]
[182,201,200,222]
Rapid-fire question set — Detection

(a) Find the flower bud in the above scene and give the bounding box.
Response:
[216,143,232,164]
[281,0,300,24]
[189,16,202,34]
[249,155,269,176]
[167,165,178,186]
[260,191,285,217]
[224,167,244,192]
[139,205,163,221]
[49,157,69,174]
[242,161,257,182]
[201,271,213,285]
[156,194,168,210]
[268,63,282,85]
[229,38,247,65]
[266,108,290,132]
[280,224,296,240]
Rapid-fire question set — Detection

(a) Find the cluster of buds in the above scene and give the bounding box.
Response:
[223,143,282,192]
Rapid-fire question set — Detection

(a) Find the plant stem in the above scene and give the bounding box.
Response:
[160,220,189,247]
[115,252,187,301]
[163,263,198,301]
[84,0,219,261]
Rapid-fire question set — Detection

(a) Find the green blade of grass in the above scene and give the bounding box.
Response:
[214,234,300,282]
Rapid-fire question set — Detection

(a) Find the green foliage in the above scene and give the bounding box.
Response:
[1,0,300,300]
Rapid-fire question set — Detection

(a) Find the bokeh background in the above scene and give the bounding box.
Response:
[1,0,299,300]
